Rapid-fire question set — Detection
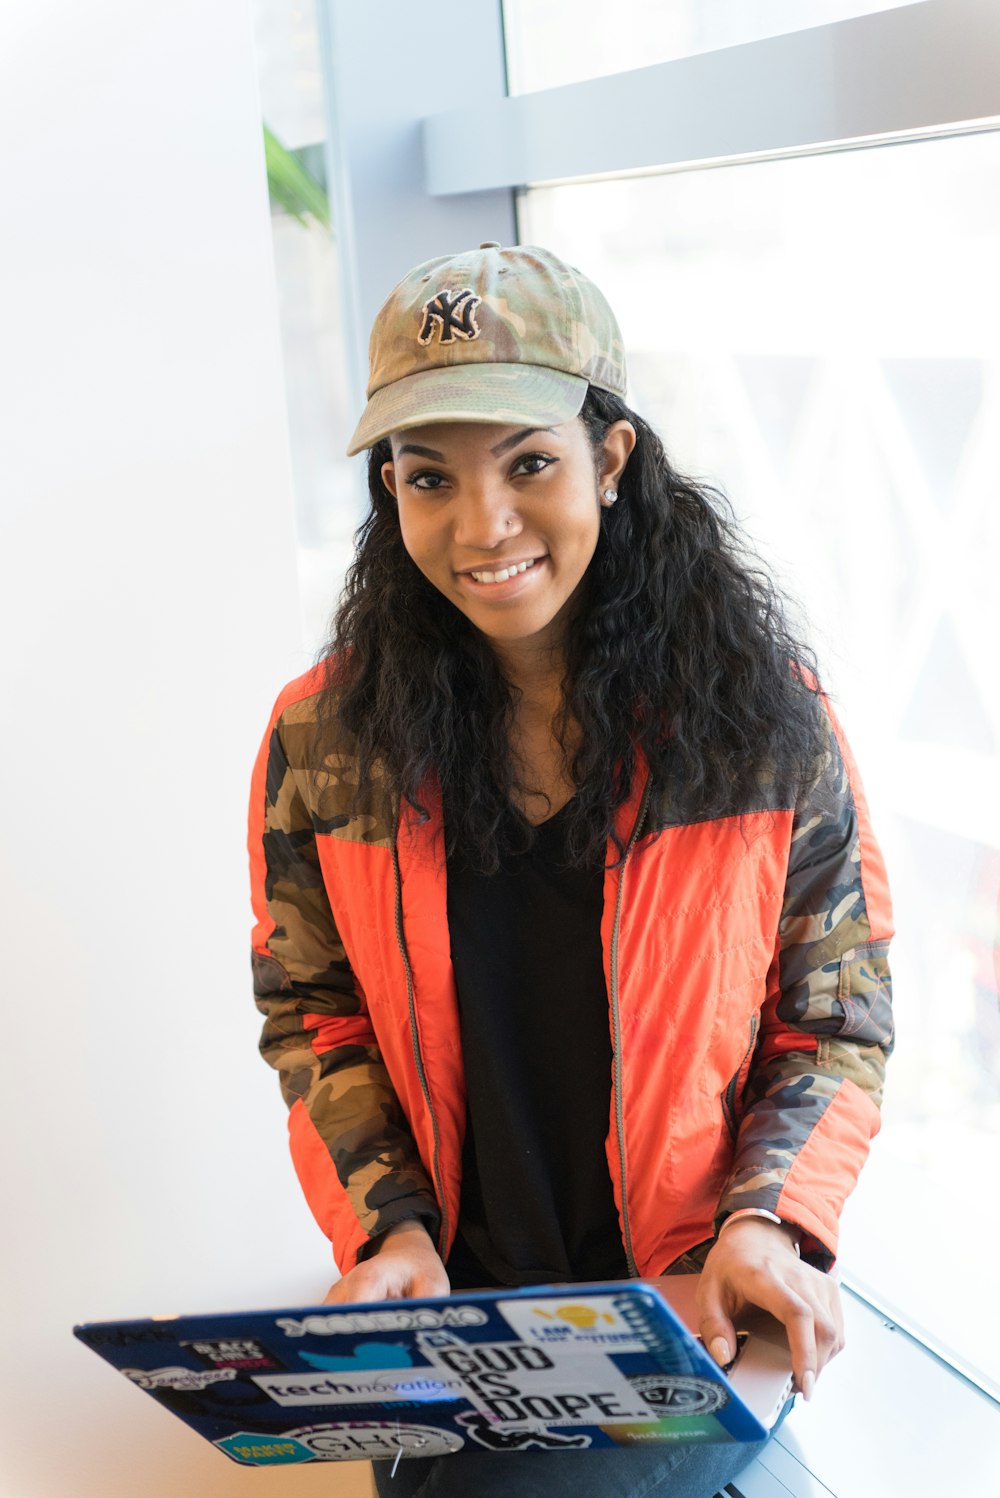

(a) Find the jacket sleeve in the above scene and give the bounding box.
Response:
[715,697,894,1268]
[249,700,441,1274]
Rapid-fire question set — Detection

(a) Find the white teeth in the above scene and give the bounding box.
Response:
[469,559,537,584]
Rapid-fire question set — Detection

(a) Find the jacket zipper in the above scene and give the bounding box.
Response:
[391,833,449,1259]
[610,776,653,1278]
[721,1013,759,1140]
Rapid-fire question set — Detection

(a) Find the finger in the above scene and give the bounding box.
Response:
[697,1284,739,1368]
[733,1272,818,1397]
[322,1264,392,1305]
[830,1291,847,1360]
[778,1295,817,1398]
[410,1267,451,1299]
[411,1257,451,1296]
[811,1284,846,1374]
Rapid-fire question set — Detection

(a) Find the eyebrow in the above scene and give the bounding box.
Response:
[490,427,556,456]
[394,427,557,463]
[396,442,446,460]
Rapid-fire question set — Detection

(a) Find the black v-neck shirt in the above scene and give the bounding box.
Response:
[443,801,629,1289]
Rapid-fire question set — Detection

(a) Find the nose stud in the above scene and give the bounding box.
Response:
[601,488,618,507]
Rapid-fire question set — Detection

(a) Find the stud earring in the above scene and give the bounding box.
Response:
[601,488,618,507]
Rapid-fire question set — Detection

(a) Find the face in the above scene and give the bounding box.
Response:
[381,417,634,661]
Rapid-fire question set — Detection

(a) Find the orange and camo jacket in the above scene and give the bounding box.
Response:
[249,665,893,1277]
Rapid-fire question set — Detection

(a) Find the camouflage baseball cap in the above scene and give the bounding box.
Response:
[346,242,628,455]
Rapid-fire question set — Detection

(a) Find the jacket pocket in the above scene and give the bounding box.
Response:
[837,936,894,1049]
[720,1012,759,1141]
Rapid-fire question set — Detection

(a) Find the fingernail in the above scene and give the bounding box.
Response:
[709,1337,731,1367]
[802,1371,816,1402]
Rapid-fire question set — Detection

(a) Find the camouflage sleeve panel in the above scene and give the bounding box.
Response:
[716,701,894,1267]
[250,704,440,1270]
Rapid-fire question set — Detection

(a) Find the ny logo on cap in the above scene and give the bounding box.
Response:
[418,288,481,346]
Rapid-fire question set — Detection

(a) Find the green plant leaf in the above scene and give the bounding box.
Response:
[263,124,330,230]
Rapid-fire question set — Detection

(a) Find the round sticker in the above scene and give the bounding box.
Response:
[628,1375,728,1415]
[286,1421,465,1461]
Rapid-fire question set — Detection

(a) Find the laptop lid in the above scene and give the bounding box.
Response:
[74,1276,792,1467]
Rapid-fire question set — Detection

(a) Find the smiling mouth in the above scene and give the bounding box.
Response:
[465,558,540,585]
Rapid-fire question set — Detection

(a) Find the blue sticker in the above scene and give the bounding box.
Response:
[298,1341,415,1372]
[215,1432,314,1465]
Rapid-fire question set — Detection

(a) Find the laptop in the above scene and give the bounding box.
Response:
[74,1275,793,1468]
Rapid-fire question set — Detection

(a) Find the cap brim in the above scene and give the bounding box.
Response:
[346,363,588,456]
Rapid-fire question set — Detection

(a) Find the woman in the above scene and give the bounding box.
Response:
[249,243,894,1495]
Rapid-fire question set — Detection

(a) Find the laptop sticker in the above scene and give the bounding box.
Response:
[122,1366,237,1393]
[281,1421,466,1461]
[214,1432,315,1466]
[497,1296,649,1351]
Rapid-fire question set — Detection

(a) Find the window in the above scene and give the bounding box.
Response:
[252,0,357,651]
[521,128,1000,1384]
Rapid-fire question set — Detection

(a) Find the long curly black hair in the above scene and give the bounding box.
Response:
[317,386,826,871]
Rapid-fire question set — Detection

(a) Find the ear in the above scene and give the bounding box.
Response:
[380,459,399,500]
[599,420,637,489]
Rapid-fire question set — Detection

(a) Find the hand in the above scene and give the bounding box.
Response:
[323,1219,450,1305]
[696,1218,845,1400]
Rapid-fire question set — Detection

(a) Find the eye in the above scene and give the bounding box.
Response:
[405,469,448,492]
[511,452,557,477]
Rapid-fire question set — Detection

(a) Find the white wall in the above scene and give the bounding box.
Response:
[0,3,370,1493]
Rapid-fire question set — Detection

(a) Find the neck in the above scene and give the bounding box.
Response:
[489,635,567,705]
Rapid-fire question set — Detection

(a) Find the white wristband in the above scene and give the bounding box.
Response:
[718,1209,801,1256]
